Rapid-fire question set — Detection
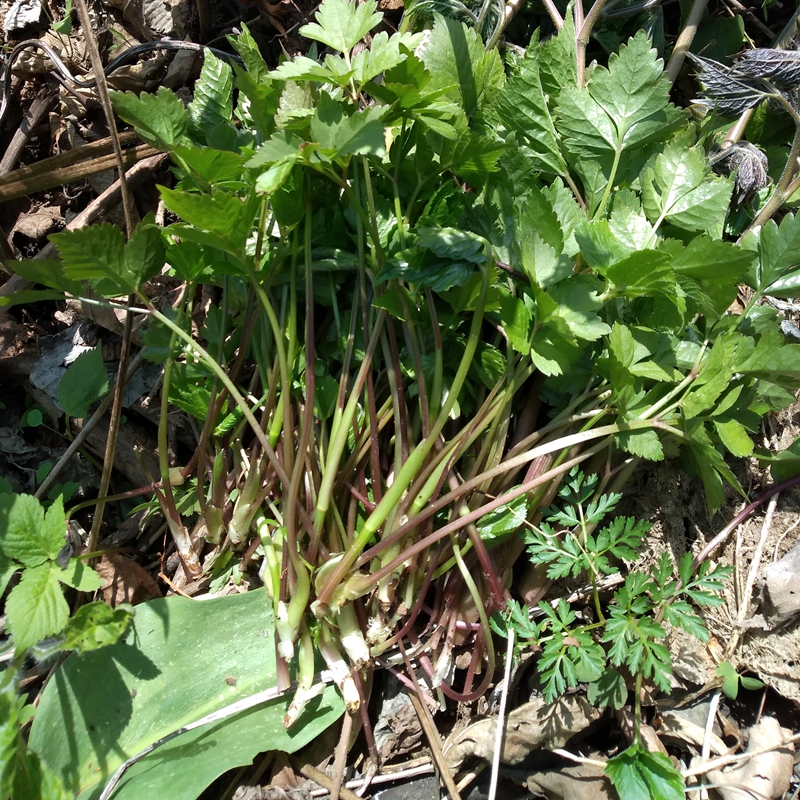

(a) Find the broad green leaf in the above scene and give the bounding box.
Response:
[0,494,65,567]
[111,87,191,151]
[310,94,387,159]
[641,143,732,236]
[672,235,755,282]
[747,212,800,294]
[548,279,611,341]
[160,187,259,255]
[539,10,576,96]
[59,602,134,654]
[51,224,127,295]
[606,743,685,800]
[246,130,305,168]
[30,592,345,800]
[716,661,741,699]
[609,193,656,251]
[530,320,582,375]
[188,51,233,134]
[57,346,109,419]
[299,0,381,53]
[5,562,70,652]
[714,418,754,457]
[58,558,103,592]
[10,259,83,296]
[616,428,664,460]
[756,436,800,482]
[557,32,681,158]
[496,33,566,175]
[519,186,572,288]
[421,15,504,119]
[351,30,421,84]
[172,147,245,186]
[0,553,17,599]
[604,251,675,298]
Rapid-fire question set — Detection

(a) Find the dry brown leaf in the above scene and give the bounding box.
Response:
[705,716,794,800]
[526,760,614,800]
[660,709,727,756]
[443,695,603,772]
[95,553,162,606]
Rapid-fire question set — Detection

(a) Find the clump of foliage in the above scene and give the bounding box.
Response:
[4,0,800,797]
[493,468,731,797]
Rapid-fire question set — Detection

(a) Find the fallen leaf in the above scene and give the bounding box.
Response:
[705,716,794,800]
[443,695,603,771]
[526,759,614,800]
[96,553,162,606]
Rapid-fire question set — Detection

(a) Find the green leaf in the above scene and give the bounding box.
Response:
[29,592,345,800]
[714,418,754,457]
[615,428,664,460]
[57,558,103,592]
[300,0,382,53]
[477,496,528,541]
[172,147,245,186]
[421,14,504,119]
[10,259,83,295]
[548,279,611,341]
[51,223,127,294]
[59,602,134,654]
[748,212,800,295]
[519,186,573,288]
[310,94,387,159]
[57,346,109,419]
[351,31,421,84]
[0,494,65,567]
[641,143,732,236]
[188,51,233,134]
[557,32,681,158]
[1,676,70,800]
[160,187,258,255]
[604,251,675,298]
[606,743,685,800]
[757,436,800,482]
[716,661,740,699]
[111,87,191,151]
[6,563,70,652]
[496,33,567,175]
[587,666,628,709]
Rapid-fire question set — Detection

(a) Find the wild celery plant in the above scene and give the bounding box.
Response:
[9,0,800,738]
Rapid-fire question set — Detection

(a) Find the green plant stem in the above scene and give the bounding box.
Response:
[315,267,490,608]
[143,303,309,532]
[633,670,643,746]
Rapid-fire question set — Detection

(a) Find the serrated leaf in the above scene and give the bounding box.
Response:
[557,32,681,158]
[173,147,245,186]
[519,186,573,287]
[60,602,134,654]
[6,563,70,652]
[58,559,103,592]
[160,187,258,255]
[189,50,233,135]
[421,14,504,119]
[10,259,83,296]
[641,143,732,236]
[609,195,656,250]
[57,346,109,419]
[299,0,382,54]
[351,30,420,84]
[616,428,664,460]
[604,250,675,298]
[51,224,128,295]
[606,743,685,800]
[549,279,611,341]
[111,87,191,151]
[496,34,566,175]
[0,494,65,568]
[311,94,387,159]
[749,212,800,295]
